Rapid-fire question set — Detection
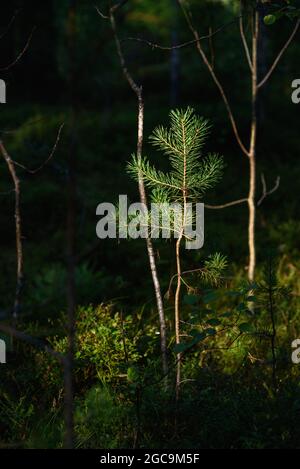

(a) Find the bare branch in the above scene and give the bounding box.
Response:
[205,198,248,209]
[111,0,129,14]
[257,19,300,89]
[257,173,280,206]
[0,323,66,364]
[94,4,109,19]
[239,1,252,72]
[11,123,65,174]
[124,17,242,51]
[0,141,23,319]
[94,0,128,18]
[167,267,207,296]
[0,9,20,41]
[0,27,36,71]
[179,0,249,157]
[109,11,141,98]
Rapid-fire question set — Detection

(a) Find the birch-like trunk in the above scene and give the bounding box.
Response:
[248,9,259,282]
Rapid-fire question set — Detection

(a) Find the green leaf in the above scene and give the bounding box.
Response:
[205,328,216,336]
[238,322,254,333]
[173,342,192,354]
[127,366,139,383]
[221,311,232,318]
[193,332,207,342]
[207,318,221,326]
[264,14,277,25]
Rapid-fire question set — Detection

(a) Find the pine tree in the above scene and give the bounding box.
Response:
[127,107,225,397]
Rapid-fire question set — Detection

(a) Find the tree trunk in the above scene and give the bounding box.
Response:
[109,11,168,378]
[248,9,259,282]
[136,96,168,379]
[174,236,182,401]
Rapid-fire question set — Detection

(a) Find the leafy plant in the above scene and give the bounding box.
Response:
[35,304,142,394]
[74,386,128,448]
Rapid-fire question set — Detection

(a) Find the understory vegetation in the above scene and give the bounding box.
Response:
[1,0,300,449]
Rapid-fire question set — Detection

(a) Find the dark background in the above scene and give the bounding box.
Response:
[0,0,300,449]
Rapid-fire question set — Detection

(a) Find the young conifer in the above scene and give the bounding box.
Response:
[127,107,225,397]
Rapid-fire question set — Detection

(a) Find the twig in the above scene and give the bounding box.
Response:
[111,0,129,14]
[0,9,20,41]
[0,141,23,319]
[94,4,109,19]
[0,27,36,71]
[205,198,248,209]
[11,123,65,174]
[93,0,128,18]
[239,1,252,72]
[257,18,300,89]
[179,0,249,157]
[167,266,210,296]
[257,174,280,207]
[124,17,242,51]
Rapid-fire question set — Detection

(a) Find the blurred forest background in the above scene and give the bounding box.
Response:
[0,0,300,449]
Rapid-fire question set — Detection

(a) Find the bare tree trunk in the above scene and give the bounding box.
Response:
[248,9,258,282]
[109,9,168,378]
[0,142,24,319]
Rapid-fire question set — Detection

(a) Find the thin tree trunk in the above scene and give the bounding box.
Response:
[0,142,23,319]
[174,236,182,401]
[248,9,258,282]
[109,11,168,378]
[175,154,187,400]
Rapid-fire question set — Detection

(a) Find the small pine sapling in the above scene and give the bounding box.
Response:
[128,107,226,398]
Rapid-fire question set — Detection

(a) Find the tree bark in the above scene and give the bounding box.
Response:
[248,9,259,282]
[175,236,182,401]
[109,10,168,378]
